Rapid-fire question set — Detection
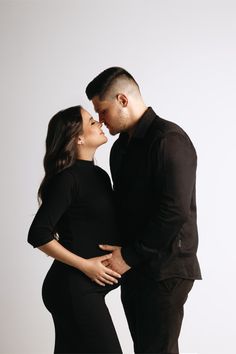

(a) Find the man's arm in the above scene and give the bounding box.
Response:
[121,132,197,267]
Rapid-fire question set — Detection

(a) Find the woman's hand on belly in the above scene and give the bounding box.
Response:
[79,253,122,286]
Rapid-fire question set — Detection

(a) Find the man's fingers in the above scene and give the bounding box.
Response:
[99,244,117,251]
[100,253,112,261]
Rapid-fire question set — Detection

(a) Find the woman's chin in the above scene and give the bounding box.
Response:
[97,136,108,147]
[102,136,108,144]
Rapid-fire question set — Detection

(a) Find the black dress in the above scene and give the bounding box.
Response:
[28,160,122,354]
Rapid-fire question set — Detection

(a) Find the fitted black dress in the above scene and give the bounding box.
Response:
[28,160,122,354]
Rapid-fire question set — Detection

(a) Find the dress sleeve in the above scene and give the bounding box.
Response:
[121,132,197,266]
[27,170,77,248]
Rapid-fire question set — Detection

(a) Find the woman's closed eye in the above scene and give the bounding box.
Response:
[90,117,97,125]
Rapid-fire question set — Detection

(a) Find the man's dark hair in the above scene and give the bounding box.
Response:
[85,66,139,100]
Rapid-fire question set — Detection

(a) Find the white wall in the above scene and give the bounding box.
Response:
[0,0,235,353]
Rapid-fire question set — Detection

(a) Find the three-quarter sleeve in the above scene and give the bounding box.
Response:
[28,170,77,248]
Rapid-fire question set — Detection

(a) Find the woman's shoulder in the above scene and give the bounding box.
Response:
[48,165,79,192]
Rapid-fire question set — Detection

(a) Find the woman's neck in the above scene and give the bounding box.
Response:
[77,149,95,161]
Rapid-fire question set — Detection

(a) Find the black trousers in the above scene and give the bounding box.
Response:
[42,260,122,354]
[121,269,194,354]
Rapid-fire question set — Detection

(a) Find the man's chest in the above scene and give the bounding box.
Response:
[112,140,162,202]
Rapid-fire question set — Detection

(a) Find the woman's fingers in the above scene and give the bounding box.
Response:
[99,253,112,261]
[101,273,119,284]
[86,254,122,286]
[106,267,121,279]
[94,275,113,286]
[95,271,121,286]
[99,277,113,285]
[97,254,121,278]
[94,279,106,286]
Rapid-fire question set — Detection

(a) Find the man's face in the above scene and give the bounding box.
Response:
[92,95,128,136]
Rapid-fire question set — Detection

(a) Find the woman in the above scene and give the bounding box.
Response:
[28,105,122,353]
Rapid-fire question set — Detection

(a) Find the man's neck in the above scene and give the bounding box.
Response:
[127,104,148,137]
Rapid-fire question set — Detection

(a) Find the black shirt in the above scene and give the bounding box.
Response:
[28,160,120,259]
[110,107,202,281]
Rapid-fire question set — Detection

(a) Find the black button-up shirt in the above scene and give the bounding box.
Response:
[110,107,202,281]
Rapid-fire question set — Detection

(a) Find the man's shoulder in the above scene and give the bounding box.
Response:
[149,113,196,155]
[151,113,187,139]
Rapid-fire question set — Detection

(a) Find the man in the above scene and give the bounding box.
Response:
[86,67,202,354]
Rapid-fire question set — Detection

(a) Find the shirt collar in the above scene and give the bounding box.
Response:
[131,106,156,140]
[118,107,157,144]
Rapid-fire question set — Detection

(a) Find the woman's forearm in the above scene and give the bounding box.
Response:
[38,239,121,286]
[38,239,87,272]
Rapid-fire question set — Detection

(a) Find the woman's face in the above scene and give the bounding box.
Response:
[79,108,108,148]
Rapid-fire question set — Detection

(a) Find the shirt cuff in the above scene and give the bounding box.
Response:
[121,245,143,267]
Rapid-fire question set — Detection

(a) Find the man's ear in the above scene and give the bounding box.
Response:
[117,93,128,107]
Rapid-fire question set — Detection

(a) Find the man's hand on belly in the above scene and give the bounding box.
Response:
[99,244,131,275]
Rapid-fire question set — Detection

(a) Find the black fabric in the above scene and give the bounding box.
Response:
[121,269,194,354]
[28,160,122,353]
[110,107,202,281]
[43,261,122,354]
[110,107,201,353]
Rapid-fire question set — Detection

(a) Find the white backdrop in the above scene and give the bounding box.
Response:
[0,1,235,353]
